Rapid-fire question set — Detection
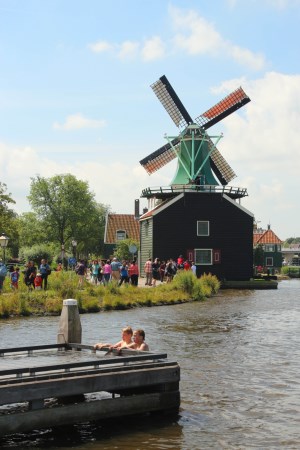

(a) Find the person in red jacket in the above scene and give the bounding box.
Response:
[128,260,139,286]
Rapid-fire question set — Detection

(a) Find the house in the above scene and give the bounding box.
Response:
[103,214,140,259]
[139,189,254,281]
[281,244,300,266]
[253,225,283,272]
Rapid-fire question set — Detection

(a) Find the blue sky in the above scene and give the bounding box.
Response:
[0,0,300,239]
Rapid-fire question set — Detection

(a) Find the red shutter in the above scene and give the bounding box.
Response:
[213,249,221,264]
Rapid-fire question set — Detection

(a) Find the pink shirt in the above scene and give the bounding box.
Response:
[103,264,112,274]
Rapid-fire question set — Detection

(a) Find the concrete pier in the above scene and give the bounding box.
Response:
[0,343,180,436]
[57,299,82,344]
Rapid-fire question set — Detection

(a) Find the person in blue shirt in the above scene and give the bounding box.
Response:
[119,261,129,286]
[0,260,7,294]
[39,258,51,290]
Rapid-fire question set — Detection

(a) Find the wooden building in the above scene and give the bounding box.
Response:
[253,225,283,272]
[140,187,254,281]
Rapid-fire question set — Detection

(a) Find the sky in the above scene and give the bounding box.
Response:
[0,0,300,240]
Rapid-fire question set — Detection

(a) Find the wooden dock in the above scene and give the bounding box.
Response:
[0,343,180,437]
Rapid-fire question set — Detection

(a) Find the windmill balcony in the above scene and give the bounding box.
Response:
[141,184,248,201]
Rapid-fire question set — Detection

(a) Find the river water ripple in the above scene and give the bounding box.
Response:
[0,279,299,449]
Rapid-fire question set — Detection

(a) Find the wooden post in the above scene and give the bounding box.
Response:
[57,299,82,344]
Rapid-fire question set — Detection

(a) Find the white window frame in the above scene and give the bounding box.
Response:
[195,249,212,265]
[264,244,275,252]
[116,229,126,241]
[265,257,273,266]
[197,221,209,236]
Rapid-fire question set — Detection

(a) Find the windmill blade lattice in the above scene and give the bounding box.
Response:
[194,87,250,130]
[139,138,180,175]
[151,76,193,129]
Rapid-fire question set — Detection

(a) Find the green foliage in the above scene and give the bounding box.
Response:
[114,238,139,262]
[0,270,220,318]
[0,182,19,258]
[19,244,54,265]
[253,244,264,266]
[199,273,221,294]
[173,270,196,295]
[284,237,300,246]
[281,266,300,278]
[17,212,48,248]
[27,174,109,257]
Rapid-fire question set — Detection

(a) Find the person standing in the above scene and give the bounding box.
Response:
[119,261,129,286]
[152,258,160,287]
[128,260,139,286]
[191,262,197,276]
[111,257,121,282]
[39,258,51,290]
[103,260,112,285]
[91,260,100,285]
[144,258,152,286]
[10,266,20,290]
[75,260,86,289]
[0,259,7,294]
[24,261,36,290]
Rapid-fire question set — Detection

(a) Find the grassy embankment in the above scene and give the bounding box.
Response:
[0,271,220,319]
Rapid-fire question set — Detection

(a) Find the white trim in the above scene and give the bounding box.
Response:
[195,248,213,265]
[222,194,254,217]
[197,220,209,236]
[139,194,185,221]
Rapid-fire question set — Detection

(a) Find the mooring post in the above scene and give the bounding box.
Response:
[57,299,82,344]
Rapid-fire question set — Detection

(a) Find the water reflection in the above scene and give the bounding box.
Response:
[0,279,300,449]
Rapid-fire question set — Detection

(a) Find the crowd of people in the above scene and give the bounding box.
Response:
[0,258,52,292]
[144,255,197,286]
[75,257,140,288]
[75,254,197,288]
[0,253,197,294]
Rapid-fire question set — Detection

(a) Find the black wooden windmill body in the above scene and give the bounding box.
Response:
[140,75,250,200]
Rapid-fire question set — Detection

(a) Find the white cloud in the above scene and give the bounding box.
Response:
[141,36,165,61]
[169,5,266,70]
[87,40,114,53]
[53,113,107,131]
[117,40,139,60]
[213,71,300,237]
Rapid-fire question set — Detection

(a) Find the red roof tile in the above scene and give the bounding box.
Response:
[105,214,140,244]
[253,229,282,245]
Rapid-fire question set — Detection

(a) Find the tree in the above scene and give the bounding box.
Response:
[0,182,19,257]
[114,238,139,262]
[17,212,48,248]
[253,244,264,267]
[28,174,109,256]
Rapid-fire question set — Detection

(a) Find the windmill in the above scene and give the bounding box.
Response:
[140,75,250,189]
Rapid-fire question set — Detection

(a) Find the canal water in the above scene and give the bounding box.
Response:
[0,279,299,449]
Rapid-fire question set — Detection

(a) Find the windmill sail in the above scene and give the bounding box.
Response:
[194,87,250,130]
[139,138,180,175]
[207,136,236,185]
[151,76,193,128]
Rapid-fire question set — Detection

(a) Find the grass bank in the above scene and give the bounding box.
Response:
[0,271,220,319]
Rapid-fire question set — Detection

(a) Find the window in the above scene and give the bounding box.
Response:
[116,230,126,241]
[197,221,209,236]
[266,257,273,266]
[195,249,212,265]
[264,244,274,252]
[277,244,281,251]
